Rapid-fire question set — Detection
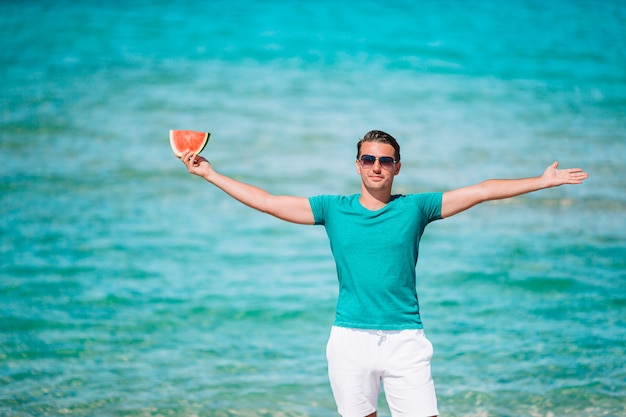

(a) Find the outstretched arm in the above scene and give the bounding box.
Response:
[441,161,589,218]
[179,151,315,225]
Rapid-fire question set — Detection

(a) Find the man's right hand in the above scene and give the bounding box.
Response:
[180,150,213,180]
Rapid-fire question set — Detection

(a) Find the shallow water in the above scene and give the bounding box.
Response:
[1,1,625,416]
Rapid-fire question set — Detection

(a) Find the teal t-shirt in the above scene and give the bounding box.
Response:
[309,193,443,330]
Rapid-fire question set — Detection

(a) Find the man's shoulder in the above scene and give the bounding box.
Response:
[309,194,358,224]
[310,193,358,205]
[401,192,444,220]
[392,192,442,202]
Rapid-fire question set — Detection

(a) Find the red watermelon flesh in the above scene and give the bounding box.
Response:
[170,130,210,157]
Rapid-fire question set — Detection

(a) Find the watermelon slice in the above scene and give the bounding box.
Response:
[169,130,211,157]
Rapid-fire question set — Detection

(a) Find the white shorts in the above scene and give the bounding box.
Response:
[326,326,439,417]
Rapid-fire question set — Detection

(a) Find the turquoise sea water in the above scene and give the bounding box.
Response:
[1,1,625,416]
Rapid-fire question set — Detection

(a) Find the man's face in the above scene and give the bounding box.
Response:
[356,142,401,192]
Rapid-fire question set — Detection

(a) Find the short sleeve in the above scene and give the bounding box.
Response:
[417,192,443,223]
[308,195,336,225]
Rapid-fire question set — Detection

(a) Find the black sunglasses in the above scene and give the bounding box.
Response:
[359,154,398,171]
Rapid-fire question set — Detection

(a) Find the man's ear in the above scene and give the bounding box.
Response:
[394,161,402,175]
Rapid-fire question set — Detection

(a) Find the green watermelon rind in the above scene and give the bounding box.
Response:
[170,130,211,157]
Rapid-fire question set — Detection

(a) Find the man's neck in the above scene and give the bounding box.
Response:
[359,190,392,211]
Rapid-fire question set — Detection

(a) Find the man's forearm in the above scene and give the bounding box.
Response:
[442,172,552,218]
[477,176,547,202]
[202,170,315,224]
[205,170,273,213]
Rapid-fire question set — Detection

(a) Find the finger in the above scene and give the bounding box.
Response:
[569,171,588,183]
[194,154,208,164]
[190,153,200,167]
[183,151,195,165]
[566,168,587,177]
[181,152,195,170]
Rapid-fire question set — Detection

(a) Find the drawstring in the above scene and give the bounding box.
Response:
[377,330,387,346]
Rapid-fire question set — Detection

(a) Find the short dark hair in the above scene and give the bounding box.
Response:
[356,130,401,161]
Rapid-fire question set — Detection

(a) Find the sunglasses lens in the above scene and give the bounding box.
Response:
[379,157,395,170]
[360,155,376,167]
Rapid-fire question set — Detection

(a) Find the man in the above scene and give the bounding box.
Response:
[178,130,588,417]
